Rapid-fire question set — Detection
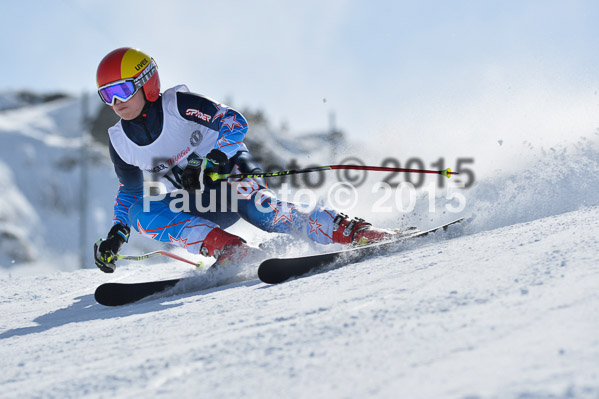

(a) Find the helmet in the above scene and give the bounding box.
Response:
[96,47,160,103]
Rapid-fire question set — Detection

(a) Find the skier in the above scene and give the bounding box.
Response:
[93,47,398,273]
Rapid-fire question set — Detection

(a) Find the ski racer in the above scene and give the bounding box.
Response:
[93,47,398,273]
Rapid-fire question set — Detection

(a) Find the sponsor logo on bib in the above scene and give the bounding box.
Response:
[190,130,202,147]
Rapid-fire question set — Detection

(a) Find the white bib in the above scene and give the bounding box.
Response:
[109,85,219,192]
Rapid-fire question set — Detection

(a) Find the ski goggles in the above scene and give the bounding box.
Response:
[97,60,157,105]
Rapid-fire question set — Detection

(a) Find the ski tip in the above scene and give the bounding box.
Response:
[94,283,123,306]
[258,258,292,284]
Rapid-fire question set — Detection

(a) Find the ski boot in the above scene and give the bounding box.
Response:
[201,228,263,267]
[331,214,402,246]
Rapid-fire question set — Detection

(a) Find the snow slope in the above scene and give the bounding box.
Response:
[1,205,598,399]
[1,92,598,398]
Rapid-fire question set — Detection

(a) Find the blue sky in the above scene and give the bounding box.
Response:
[2,0,599,164]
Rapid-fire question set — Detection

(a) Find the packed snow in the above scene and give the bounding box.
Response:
[1,94,598,398]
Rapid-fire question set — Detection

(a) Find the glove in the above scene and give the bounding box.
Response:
[203,149,228,182]
[94,224,130,273]
[181,149,228,191]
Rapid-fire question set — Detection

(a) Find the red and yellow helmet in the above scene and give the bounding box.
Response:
[96,47,160,104]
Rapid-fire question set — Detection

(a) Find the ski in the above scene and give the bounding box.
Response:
[94,278,181,306]
[94,218,464,304]
[257,218,464,284]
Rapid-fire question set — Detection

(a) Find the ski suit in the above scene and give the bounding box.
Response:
[108,85,343,254]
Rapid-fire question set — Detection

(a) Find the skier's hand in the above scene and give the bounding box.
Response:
[94,224,130,273]
[181,150,228,191]
[203,149,228,183]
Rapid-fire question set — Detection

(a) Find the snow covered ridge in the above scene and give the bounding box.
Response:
[0,161,38,264]
[0,94,121,272]
[0,91,69,112]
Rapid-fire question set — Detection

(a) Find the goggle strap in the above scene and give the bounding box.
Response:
[134,60,157,90]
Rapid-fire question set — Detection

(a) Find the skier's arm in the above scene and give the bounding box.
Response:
[94,143,142,273]
[212,107,248,158]
[176,92,248,159]
[109,142,144,227]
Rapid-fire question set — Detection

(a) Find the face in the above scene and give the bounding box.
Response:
[111,90,146,120]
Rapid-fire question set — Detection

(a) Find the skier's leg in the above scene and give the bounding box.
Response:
[238,191,397,245]
[220,151,314,237]
[225,152,397,245]
[128,196,249,260]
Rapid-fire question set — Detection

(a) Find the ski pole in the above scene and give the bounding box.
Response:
[207,165,458,181]
[117,250,205,269]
